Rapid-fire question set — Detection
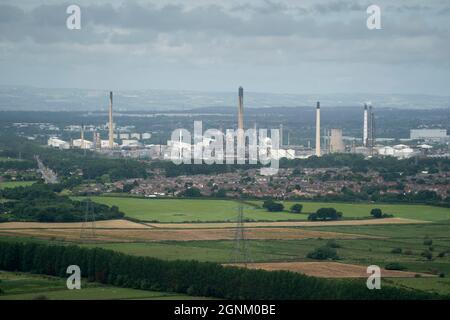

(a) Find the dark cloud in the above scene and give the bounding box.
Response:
[312,1,367,14]
[1,1,447,44]
[0,1,449,94]
[0,5,25,23]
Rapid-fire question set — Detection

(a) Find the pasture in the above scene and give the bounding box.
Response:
[77,197,305,222]
[0,157,22,162]
[0,271,207,300]
[0,181,35,190]
[250,201,450,222]
[78,196,450,222]
[1,197,449,296]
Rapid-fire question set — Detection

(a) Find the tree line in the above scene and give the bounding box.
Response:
[0,241,442,300]
[0,134,148,182]
[280,153,450,175]
[0,184,124,222]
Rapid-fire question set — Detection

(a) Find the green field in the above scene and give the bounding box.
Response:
[79,196,450,222]
[0,181,35,190]
[0,157,22,162]
[0,271,209,300]
[385,277,450,295]
[2,195,450,296]
[1,220,450,296]
[82,238,450,275]
[77,197,306,222]
[250,201,450,222]
[77,222,450,276]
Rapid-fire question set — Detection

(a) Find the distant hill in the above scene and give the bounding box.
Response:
[1,85,449,111]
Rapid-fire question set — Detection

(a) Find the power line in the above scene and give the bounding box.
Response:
[80,199,96,240]
[229,204,252,267]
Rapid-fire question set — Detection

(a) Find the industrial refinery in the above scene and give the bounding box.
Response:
[46,88,449,162]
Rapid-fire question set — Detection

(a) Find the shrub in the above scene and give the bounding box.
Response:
[403,250,414,255]
[262,199,284,212]
[439,273,445,278]
[391,248,402,254]
[421,250,433,260]
[180,187,202,197]
[370,208,383,219]
[326,240,341,248]
[290,204,303,213]
[385,262,407,271]
[308,208,342,221]
[306,246,339,260]
[423,239,433,246]
[437,251,447,258]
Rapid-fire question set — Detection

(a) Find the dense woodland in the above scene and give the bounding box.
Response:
[0,242,444,300]
[0,184,124,222]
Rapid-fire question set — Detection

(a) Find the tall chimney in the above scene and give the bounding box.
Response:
[315,101,321,157]
[369,104,375,153]
[237,87,244,147]
[108,91,114,149]
[80,123,85,149]
[280,124,283,147]
[363,103,368,147]
[238,87,244,131]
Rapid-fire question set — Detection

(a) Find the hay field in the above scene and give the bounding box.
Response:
[148,217,428,229]
[0,222,373,242]
[228,261,432,278]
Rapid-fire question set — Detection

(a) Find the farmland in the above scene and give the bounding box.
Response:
[0,157,23,162]
[74,197,296,222]
[1,219,449,277]
[0,271,208,300]
[1,196,449,297]
[249,200,450,222]
[77,196,450,222]
[0,181,35,190]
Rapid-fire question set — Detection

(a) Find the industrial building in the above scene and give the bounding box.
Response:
[329,129,345,153]
[410,129,448,140]
[377,144,419,159]
[72,139,94,149]
[47,137,70,150]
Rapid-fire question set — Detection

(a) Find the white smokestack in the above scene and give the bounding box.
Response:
[315,101,321,157]
[108,91,114,149]
[237,87,244,147]
[363,103,368,147]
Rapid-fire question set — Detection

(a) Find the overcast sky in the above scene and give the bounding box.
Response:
[0,0,449,95]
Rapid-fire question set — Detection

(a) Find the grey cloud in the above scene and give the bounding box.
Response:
[0,5,25,23]
[0,0,449,95]
[312,1,367,14]
[1,2,449,44]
